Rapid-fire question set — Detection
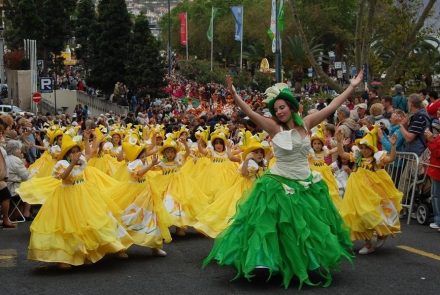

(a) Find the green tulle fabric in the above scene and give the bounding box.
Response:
[203,173,353,289]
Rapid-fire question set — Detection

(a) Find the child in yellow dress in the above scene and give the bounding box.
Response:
[194,131,270,238]
[196,126,241,203]
[85,128,122,177]
[151,134,209,236]
[336,126,402,254]
[109,137,172,256]
[308,125,342,209]
[28,128,63,178]
[28,135,132,268]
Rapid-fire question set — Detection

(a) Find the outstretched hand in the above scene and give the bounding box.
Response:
[350,70,364,88]
[226,75,236,94]
[151,154,159,166]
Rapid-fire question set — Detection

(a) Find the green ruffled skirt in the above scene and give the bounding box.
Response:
[203,172,353,289]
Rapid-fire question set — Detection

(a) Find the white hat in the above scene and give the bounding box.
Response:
[355,103,368,110]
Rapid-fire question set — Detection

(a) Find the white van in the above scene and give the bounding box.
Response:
[0,105,25,115]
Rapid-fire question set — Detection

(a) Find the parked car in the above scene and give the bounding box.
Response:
[0,104,28,116]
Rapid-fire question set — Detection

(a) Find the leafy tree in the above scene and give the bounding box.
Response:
[73,0,97,64]
[40,0,74,67]
[90,0,132,95]
[3,0,42,49]
[126,14,166,97]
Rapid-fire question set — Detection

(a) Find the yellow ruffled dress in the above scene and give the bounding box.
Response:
[18,163,122,205]
[108,159,172,248]
[28,159,133,265]
[194,159,265,238]
[195,149,240,203]
[308,152,342,209]
[87,152,121,177]
[150,154,209,228]
[340,153,403,241]
[28,145,61,178]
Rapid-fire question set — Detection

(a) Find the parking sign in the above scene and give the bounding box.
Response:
[40,77,53,93]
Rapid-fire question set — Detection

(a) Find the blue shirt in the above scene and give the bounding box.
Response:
[392,94,408,113]
[381,124,404,153]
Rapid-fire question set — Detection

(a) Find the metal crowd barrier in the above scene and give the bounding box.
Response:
[385,152,419,225]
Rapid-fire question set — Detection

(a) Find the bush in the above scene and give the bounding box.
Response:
[178,60,228,84]
[252,72,274,92]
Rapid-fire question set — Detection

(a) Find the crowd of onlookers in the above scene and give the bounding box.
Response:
[1,73,440,229]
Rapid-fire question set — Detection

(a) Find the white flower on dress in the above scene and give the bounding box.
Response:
[282,183,295,195]
[298,181,310,189]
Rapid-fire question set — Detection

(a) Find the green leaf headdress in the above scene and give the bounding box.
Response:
[263,83,303,127]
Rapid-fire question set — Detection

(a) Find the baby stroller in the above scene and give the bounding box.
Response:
[412,166,433,225]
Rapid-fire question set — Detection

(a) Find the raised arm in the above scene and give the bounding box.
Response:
[227,76,279,137]
[381,134,397,165]
[335,129,351,161]
[304,71,363,129]
[58,152,81,180]
[226,140,241,163]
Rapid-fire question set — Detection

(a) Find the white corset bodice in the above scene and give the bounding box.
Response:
[270,129,311,180]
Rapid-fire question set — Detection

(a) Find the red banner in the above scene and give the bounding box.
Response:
[179,12,187,46]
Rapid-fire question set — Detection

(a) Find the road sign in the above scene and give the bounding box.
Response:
[32,92,42,104]
[40,77,53,93]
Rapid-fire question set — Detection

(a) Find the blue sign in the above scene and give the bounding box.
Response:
[40,77,53,93]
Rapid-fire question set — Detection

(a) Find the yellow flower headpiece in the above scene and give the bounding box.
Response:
[241,130,270,160]
[355,125,379,153]
[59,134,83,160]
[160,133,178,154]
[195,126,210,144]
[310,123,325,145]
[122,140,146,162]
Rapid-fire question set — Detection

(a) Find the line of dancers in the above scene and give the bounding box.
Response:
[18,71,404,288]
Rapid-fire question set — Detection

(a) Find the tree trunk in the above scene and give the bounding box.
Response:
[382,0,437,87]
[361,0,377,81]
[288,0,343,93]
[355,0,367,71]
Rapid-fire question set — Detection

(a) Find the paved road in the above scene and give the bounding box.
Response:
[1,222,439,295]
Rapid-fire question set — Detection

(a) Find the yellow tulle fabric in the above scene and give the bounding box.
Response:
[28,161,132,265]
[195,150,240,203]
[194,176,254,238]
[18,166,121,205]
[309,158,342,209]
[108,160,172,248]
[340,166,403,241]
[28,152,57,178]
[150,160,209,228]
[88,154,124,177]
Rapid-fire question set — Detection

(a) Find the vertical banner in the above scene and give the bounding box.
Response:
[230,6,243,41]
[207,7,218,42]
[268,0,285,53]
[268,0,276,53]
[179,12,187,46]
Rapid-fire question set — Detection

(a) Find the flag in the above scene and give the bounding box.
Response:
[207,7,218,42]
[179,12,188,46]
[267,0,285,53]
[230,6,243,42]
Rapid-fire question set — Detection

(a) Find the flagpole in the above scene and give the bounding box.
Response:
[210,7,214,72]
[275,0,281,82]
[240,6,243,70]
[211,6,214,72]
[185,12,189,61]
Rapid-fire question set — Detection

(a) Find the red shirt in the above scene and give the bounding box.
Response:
[427,99,440,118]
[427,136,440,181]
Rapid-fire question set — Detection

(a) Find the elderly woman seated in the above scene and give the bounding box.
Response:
[6,140,32,221]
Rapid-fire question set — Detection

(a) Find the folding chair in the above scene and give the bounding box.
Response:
[8,195,26,223]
